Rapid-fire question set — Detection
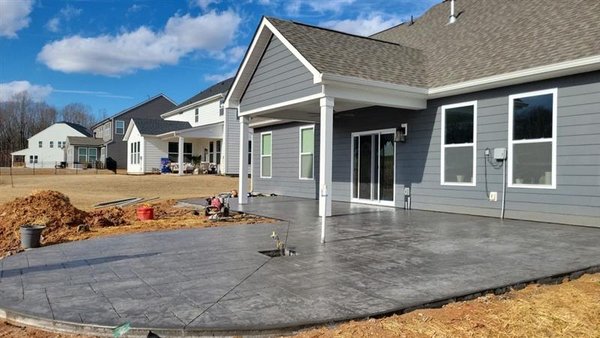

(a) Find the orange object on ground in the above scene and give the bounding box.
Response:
[136,206,154,221]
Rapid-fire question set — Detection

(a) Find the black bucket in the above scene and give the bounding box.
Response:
[20,224,46,249]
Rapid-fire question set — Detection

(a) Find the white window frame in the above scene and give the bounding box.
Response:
[508,88,557,189]
[194,108,199,123]
[115,120,125,135]
[260,131,272,179]
[440,101,477,186]
[298,125,315,180]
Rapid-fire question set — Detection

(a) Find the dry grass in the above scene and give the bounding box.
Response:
[294,273,600,338]
[0,173,238,210]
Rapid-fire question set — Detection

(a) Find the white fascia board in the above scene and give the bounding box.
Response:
[239,93,326,117]
[122,118,136,141]
[156,121,224,139]
[428,55,600,98]
[160,93,223,118]
[324,80,427,110]
[225,17,321,108]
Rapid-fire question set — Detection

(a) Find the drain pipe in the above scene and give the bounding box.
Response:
[448,0,457,24]
[321,184,327,243]
[501,158,507,219]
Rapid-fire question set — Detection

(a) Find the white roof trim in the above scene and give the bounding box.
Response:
[428,55,600,98]
[156,121,224,139]
[122,118,137,142]
[225,17,321,108]
[160,93,223,118]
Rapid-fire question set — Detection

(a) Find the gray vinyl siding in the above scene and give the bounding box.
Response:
[225,108,240,175]
[252,122,319,199]
[240,36,321,112]
[252,71,600,227]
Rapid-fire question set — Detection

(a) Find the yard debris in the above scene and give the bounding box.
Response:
[0,190,274,258]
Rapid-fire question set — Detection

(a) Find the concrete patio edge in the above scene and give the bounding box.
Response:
[2,264,599,337]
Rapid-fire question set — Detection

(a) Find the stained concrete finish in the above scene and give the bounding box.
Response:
[1,196,599,334]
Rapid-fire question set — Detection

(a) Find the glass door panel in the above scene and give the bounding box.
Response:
[352,131,395,204]
[359,135,372,200]
[379,133,394,201]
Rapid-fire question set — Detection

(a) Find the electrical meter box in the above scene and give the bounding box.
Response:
[494,148,507,160]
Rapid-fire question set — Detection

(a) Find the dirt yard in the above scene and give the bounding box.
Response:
[0,173,238,209]
[1,273,598,338]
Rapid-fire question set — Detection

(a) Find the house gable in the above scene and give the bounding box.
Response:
[240,34,321,113]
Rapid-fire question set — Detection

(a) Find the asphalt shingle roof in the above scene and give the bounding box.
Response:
[58,121,91,137]
[133,119,191,135]
[265,0,600,88]
[372,0,600,87]
[267,17,427,87]
[176,78,234,109]
[66,136,104,146]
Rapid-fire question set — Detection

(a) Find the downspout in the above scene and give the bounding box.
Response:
[448,0,457,24]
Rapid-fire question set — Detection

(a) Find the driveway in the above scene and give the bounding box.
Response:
[0,196,599,335]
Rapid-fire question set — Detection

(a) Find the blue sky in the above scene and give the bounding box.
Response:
[0,0,438,119]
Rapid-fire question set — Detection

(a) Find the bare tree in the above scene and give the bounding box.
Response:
[59,103,97,128]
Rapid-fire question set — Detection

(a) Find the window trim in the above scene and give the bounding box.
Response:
[508,88,557,189]
[298,125,315,180]
[260,131,272,179]
[194,108,199,123]
[440,100,478,186]
[115,120,125,135]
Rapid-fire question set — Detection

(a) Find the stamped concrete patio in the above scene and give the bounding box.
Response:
[0,196,599,336]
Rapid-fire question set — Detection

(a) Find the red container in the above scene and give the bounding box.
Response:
[137,206,154,221]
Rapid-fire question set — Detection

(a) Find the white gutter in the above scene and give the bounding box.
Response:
[160,93,223,119]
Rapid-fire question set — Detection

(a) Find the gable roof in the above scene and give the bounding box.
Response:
[371,0,600,88]
[267,17,427,88]
[57,121,91,137]
[93,94,176,128]
[132,118,191,136]
[176,78,234,109]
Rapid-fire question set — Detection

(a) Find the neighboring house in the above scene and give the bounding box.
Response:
[65,136,105,168]
[91,94,176,169]
[226,1,600,227]
[10,122,91,168]
[124,78,252,175]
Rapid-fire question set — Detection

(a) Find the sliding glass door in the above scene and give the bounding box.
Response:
[351,129,395,205]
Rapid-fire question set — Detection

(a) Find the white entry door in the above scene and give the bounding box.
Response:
[351,129,395,206]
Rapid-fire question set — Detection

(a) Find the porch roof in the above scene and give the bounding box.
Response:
[157,121,223,140]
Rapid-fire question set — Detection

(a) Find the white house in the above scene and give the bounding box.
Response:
[11,122,91,168]
[123,78,253,175]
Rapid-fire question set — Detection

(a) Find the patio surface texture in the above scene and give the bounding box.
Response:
[0,196,599,336]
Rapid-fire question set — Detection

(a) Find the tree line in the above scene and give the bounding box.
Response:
[0,91,99,166]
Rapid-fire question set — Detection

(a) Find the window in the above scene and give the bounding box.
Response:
[248,140,252,165]
[103,122,111,139]
[168,142,192,162]
[57,141,62,148]
[115,120,125,134]
[78,147,88,163]
[260,132,272,178]
[29,155,38,164]
[441,101,477,185]
[194,108,199,123]
[88,148,97,164]
[219,100,224,116]
[209,141,214,163]
[508,89,557,188]
[38,141,43,148]
[299,126,314,179]
[130,142,140,164]
[50,141,54,148]
[216,140,221,165]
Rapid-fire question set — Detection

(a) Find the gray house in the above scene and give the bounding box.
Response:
[92,94,176,169]
[226,0,600,227]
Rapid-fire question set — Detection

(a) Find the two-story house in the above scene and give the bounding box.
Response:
[91,94,176,170]
[10,121,91,168]
[123,78,252,175]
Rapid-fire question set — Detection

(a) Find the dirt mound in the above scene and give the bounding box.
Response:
[87,207,129,227]
[0,190,90,255]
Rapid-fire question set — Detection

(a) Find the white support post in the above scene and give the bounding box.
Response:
[319,96,334,217]
[239,116,249,204]
[178,136,184,176]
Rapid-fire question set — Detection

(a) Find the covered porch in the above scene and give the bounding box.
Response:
[157,122,224,175]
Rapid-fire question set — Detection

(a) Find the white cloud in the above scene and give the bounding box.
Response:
[37,10,241,76]
[204,69,236,82]
[210,45,246,64]
[193,0,219,10]
[286,0,354,15]
[45,5,82,33]
[0,81,53,102]
[0,0,34,38]
[321,14,402,36]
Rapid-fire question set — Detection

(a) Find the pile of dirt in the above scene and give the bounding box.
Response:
[0,191,89,255]
[87,207,128,227]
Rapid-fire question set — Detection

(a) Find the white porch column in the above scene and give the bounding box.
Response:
[238,116,249,204]
[177,136,184,176]
[319,96,334,217]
